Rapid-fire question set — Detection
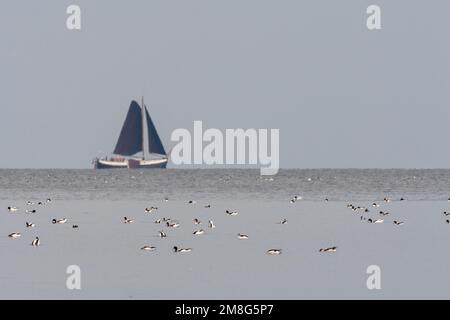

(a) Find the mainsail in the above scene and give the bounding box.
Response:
[113,101,143,156]
[145,105,166,156]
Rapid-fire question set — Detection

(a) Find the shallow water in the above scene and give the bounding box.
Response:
[1,199,450,299]
[1,169,450,299]
[1,169,450,201]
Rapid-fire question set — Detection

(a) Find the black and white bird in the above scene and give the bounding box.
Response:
[393,220,404,226]
[290,195,302,203]
[367,218,383,224]
[193,218,201,225]
[72,225,79,229]
[158,231,167,238]
[141,245,156,251]
[444,211,450,216]
[188,200,196,204]
[173,246,192,253]
[163,197,169,202]
[208,220,216,229]
[226,210,238,216]
[31,237,40,247]
[204,204,211,208]
[289,196,302,203]
[154,219,162,224]
[7,206,19,212]
[52,218,67,224]
[266,249,282,255]
[193,229,205,235]
[319,246,337,253]
[354,206,367,212]
[145,207,158,213]
[166,221,180,228]
[123,217,135,224]
[26,209,36,214]
[280,219,288,225]
[379,211,390,216]
[26,222,35,228]
[26,201,35,205]
[237,234,249,240]
[8,233,21,239]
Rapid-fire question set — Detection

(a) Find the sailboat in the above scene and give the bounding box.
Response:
[93,98,168,169]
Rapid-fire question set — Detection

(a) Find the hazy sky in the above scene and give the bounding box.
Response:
[1,0,449,168]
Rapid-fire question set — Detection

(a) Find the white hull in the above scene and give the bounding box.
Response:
[94,158,168,169]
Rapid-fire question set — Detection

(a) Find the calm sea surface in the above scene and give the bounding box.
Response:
[1,169,450,201]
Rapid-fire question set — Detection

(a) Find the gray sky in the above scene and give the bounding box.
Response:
[1,0,449,169]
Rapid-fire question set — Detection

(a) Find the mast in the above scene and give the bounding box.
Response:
[141,96,145,160]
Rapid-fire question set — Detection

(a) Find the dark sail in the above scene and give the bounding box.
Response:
[113,101,143,156]
[145,105,166,155]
